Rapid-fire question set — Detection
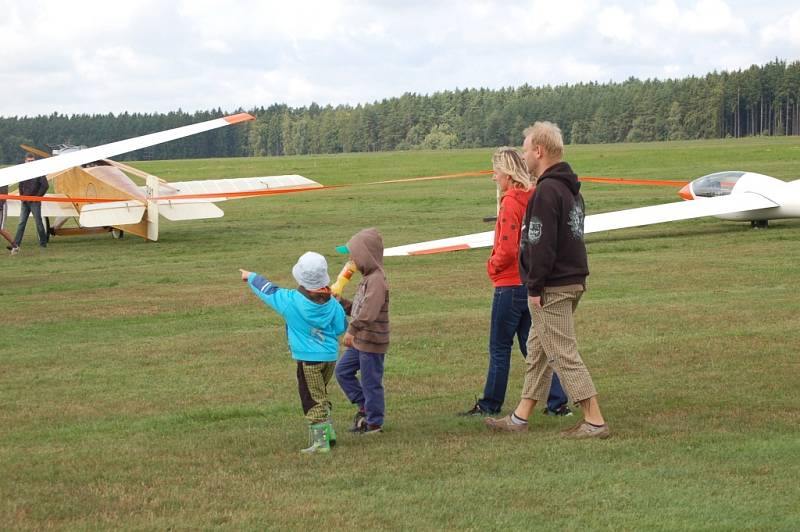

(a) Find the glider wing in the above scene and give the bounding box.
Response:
[5,195,80,217]
[383,192,779,257]
[0,113,255,189]
[584,192,778,233]
[157,175,322,201]
[149,175,322,221]
[384,230,494,257]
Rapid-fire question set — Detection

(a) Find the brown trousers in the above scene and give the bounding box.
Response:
[521,288,597,404]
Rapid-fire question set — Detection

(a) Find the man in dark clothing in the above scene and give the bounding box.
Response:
[485,121,610,439]
[13,155,49,249]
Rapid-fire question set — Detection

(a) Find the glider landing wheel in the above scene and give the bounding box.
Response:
[111,228,125,239]
[750,220,768,229]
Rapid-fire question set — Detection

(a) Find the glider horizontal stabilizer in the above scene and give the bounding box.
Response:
[79,201,146,227]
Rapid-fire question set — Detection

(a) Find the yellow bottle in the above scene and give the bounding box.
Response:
[330,261,357,296]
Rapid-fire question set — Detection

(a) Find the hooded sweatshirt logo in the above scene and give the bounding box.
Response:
[568,203,584,239]
[528,216,543,244]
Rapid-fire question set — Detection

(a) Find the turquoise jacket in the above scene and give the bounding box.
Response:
[247,273,346,362]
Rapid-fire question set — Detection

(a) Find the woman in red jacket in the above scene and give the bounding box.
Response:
[460,147,569,416]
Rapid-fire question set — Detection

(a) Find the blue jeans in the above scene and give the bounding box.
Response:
[335,346,385,427]
[479,285,567,413]
[14,201,48,247]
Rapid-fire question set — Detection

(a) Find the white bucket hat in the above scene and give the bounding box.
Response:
[292,251,330,290]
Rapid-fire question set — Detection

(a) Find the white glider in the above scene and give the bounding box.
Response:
[384,171,799,256]
[2,113,323,241]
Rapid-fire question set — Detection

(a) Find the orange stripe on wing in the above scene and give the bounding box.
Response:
[223,113,256,124]
[409,244,471,255]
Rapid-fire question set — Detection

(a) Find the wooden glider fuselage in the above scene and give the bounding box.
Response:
[51,163,150,238]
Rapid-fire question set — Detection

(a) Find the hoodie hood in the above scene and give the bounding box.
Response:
[538,161,581,195]
[347,228,384,275]
[294,290,342,329]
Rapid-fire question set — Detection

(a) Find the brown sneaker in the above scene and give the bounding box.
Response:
[485,414,528,432]
[561,421,610,439]
[559,420,586,436]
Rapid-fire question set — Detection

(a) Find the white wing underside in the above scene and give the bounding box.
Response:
[153,175,321,201]
[383,192,779,257]
[151,175,322,221]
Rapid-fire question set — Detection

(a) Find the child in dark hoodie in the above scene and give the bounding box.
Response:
[333,228,390,433]
[240,251,347,453]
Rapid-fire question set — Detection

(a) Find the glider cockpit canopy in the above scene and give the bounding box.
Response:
[690,171,746,197]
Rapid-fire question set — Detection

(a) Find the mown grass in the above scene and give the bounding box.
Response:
[2,137,799,529]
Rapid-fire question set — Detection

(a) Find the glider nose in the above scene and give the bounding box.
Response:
[678,183,694,200]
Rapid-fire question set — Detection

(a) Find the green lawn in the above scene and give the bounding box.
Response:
[2,137,799,529]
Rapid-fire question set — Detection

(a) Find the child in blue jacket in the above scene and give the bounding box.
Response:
[240,251,347,454]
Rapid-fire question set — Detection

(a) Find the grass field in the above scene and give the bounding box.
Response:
[2,137,799,529]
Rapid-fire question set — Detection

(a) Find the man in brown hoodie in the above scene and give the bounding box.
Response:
[334,228,390,433]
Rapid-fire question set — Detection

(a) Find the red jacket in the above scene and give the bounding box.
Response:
[487,186,534,287]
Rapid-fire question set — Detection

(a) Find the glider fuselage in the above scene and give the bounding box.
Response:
[683,172,800,221]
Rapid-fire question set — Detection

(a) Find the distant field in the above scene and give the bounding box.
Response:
[2,137,799,529]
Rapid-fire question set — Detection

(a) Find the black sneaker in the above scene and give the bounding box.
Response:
[458,401,498,417]
[364,424,383,434]
[347,410,366,433]
[543,405,574,417]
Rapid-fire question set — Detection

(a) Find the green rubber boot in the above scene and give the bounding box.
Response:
[325,418,337,448]
[300,423,330,454]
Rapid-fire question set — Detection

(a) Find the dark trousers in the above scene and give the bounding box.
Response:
[479,285,567,413]
[335,346,385,427]
[14,201,48,247]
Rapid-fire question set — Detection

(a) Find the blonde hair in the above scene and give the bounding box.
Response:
[492,147,531,190]
[523,121,564,158]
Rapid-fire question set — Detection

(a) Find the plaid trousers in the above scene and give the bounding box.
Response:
[521,288,598,404]
[296,361,336,424]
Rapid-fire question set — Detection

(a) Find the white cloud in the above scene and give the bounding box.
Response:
[643,0,681,28]
[1,0,799,116]
[680,0,746,36]
[597,6,635,44]
[760,8,800,47]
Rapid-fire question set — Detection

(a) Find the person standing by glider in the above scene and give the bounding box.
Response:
[459,147,570,418]
[11,154,49,250]
[486,121,610,439]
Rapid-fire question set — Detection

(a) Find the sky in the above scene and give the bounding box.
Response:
[2,0,800,117]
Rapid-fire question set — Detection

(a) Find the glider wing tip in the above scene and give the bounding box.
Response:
[223,113,256,124]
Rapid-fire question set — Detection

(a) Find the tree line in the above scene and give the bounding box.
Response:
[2,59,800,164]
